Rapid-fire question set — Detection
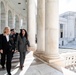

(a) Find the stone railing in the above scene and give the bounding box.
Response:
[61,52,76,72]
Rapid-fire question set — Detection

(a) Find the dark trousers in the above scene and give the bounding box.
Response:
[1,51,12,74]
[20,51,26,66]
[11,51,14,60]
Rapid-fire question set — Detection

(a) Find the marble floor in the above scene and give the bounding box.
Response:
[0,51,75,75]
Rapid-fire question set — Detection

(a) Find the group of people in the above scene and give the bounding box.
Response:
[0,27,30,75]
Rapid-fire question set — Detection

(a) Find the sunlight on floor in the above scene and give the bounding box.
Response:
[4,51,34,75]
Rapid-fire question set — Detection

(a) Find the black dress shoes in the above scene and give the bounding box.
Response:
[19,65,24,70]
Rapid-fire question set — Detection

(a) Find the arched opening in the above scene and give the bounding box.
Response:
[0,1,6,33]
[8,10,13,29]
[15,15,20,33]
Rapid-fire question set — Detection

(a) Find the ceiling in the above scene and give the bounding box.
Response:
[6,0,27,17]
[5,0,37,18]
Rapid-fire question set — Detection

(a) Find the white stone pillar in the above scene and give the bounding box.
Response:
[1,1,6,33]
[13,11,15,29]
[27,0,36,47]
[19,16,22,30]
[22,18,27,31]
[45,0,59,58]
[44,0,64,67]
[5,2,8,27]
[34,0,64,68]
[37,0,45,52]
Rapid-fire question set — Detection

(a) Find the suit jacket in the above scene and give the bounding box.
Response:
[16,35,30,52]
[10,34,17,50]
[0,34,15,53]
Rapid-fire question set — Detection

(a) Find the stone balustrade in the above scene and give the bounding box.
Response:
[61,52,76,72]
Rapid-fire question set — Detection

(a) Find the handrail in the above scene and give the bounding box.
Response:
[61,52,76,72]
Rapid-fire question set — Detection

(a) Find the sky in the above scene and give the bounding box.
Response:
[59,0,76,14]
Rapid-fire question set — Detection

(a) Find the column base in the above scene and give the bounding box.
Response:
[34,51,65,71]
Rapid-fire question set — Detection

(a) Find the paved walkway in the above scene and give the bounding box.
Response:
[0,51,63,75]
[0,50,76,75]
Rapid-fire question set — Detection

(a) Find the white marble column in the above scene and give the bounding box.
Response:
[36,0,45,52]
[27,0,36,47]
[18,16,21,32]
[15,15,20,33]
[1,1,6,33]
[44,0,64,67]
[22,18,27,31]
[34,0,64,68]
[5,4,8,27]
[45,0,59,58]
[12,10,15,29]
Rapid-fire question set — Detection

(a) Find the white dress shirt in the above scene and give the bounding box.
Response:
[6,35,9,42]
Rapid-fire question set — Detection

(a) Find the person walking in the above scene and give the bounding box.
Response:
[0,27,15,75]
[16,29,30,70]
[10,29,17,59]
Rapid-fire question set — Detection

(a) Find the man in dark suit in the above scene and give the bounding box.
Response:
[0,27,15,75]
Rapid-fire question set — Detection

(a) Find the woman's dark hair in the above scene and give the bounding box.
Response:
[20,29,28,39]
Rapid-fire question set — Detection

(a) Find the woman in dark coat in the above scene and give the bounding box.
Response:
[0,27,15,75]
[16,29,30,70]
